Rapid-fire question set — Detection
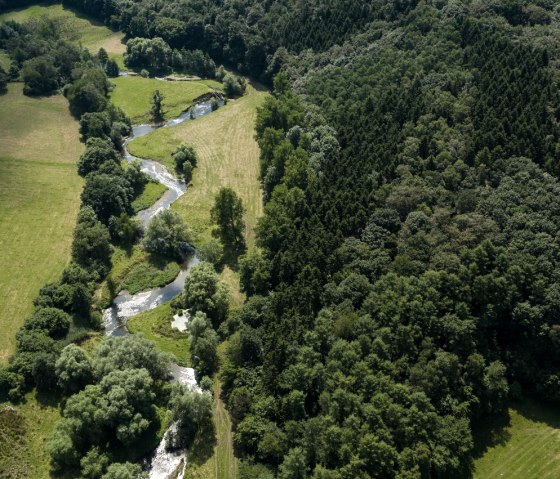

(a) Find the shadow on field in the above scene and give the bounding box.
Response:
[510,397,560,429]
[471,410,512,460]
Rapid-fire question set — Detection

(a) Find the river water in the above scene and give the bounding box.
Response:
[101,94,222,478]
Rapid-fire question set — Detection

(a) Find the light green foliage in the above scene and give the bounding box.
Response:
[168,383,214,449]
[142,209,191,260]
[184,261,230,327]
[92,335,171,381]
[101,462,146,479]
[55,344,93,394]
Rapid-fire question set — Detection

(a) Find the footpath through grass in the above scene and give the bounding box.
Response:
[473,399,560,479]
[0,2,125,59]
[128,82,267,248]
[0,83,84,364]
[110,76,223,124]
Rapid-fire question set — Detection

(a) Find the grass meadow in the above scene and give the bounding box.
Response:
[109,76,223,124]
[0,83,83,364]
[127,82,267,249]
[0,2,125,60]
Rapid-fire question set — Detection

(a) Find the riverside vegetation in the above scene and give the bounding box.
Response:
[3,1,560,479]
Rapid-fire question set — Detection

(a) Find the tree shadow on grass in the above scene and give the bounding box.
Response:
[510,396,560,429]
[35,389,64,409]
[471,410,512,461]
[187,419,217,467]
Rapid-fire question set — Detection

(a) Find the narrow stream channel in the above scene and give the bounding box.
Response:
[101,91,223,478]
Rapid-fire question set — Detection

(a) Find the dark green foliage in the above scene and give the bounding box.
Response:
[21,307,71,339]
[71,206,112,275]
[77,137,120,176]
[22,55,58,95]
[188,312,218,377]
[150,89,164,123]
[171,48,215,77]
[105,58,119,77]
[211,187,245,250]
[81,173,133,224]
[0,64,7,92]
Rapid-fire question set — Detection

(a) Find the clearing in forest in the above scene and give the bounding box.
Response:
[0,2,125,59]
[473,399,560,479]
[0,83,83,365]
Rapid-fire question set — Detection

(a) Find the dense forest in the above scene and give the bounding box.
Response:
[2,0,560,478]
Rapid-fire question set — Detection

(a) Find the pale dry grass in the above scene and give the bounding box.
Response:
[0,83,83,363]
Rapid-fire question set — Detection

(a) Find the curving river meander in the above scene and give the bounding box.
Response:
[102,92,223,478]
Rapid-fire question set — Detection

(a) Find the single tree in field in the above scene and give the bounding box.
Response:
[211,187,245,250]
[105,59,119,78]
[97,48,109,67]
[150,89,165,123]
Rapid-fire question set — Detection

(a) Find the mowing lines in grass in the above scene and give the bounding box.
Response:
[473,400,560,479]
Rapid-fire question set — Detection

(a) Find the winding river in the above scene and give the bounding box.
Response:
[102,92,223,478]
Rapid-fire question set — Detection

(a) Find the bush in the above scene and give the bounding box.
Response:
[223,73,246,98]
[142,209,191,260]
[22,307,71,339]
[22,56,58,95]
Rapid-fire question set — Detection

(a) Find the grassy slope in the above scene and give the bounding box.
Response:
[0,83,83,364]
[109,76,223,124]
[128,82,267,248]
[0,392,63,478]
[0,2,125,58]
[473,399,560,479]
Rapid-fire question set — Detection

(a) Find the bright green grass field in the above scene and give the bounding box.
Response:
[127,302,190,366]
[0,2,125,58]
[0,83,84,364]
[131,180,167,213]
[473,399,560,479]
[109,76,223,124]
[127,82,267,248]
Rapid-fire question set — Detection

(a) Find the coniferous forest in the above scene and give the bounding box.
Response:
[2,0,560,478]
